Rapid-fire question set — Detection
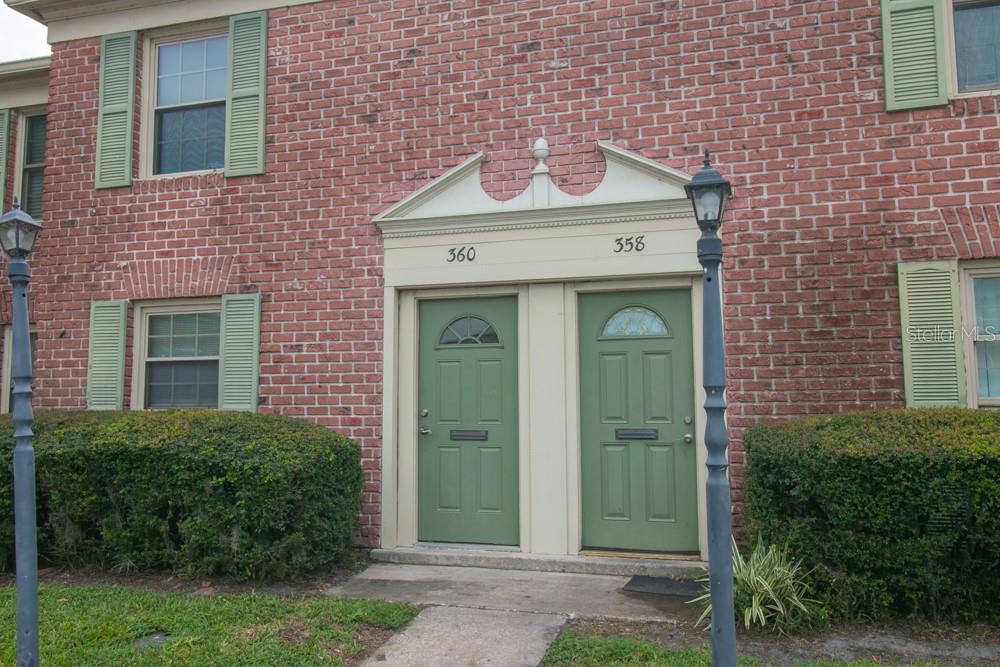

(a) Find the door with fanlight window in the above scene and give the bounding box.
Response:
[579,290,697,552]
[417,296,518,545]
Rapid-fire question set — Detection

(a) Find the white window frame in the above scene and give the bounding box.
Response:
[130,298,222,410]
[139,20,228,179]
[961,262,1000,407]
[946,0,1000,99]
[11,105,46,213]
[1,325,37,415]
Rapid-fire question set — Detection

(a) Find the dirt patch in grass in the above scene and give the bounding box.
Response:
[565,618,1000,666]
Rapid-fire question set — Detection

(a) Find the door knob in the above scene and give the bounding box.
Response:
[683,433,694,444]
[419,427,432,436]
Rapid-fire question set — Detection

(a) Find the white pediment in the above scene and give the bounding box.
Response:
[374,141,693,232]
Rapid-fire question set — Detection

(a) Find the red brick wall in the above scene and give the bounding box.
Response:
[22,0,1000,543]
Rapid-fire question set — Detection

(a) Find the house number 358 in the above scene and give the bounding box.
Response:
[614,235,646,253]
[447,246,476,262]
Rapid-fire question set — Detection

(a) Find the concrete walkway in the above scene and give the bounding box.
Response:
[326,563,699,666]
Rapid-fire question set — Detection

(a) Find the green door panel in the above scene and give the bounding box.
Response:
[418,296,518,545]
[579,290,697,552]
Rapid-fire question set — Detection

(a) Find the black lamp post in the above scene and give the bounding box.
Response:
[0,200,42,667]
[684,151,736,666]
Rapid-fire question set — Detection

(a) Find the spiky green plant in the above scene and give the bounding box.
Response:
[690,538,826,634]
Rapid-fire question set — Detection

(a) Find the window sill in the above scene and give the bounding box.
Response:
[137,168,225,182]
[951,87,1000,100]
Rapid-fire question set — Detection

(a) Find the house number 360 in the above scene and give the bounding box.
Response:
[614,235,646,253]
[447,246,476,263]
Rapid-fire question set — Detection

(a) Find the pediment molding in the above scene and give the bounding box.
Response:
[375,141,694,239]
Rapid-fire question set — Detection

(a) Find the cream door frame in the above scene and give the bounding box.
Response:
[564,276,708,558]
[388,284,531,549]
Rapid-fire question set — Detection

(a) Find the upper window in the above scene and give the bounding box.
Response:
[144,311,220,408]
[602,306,670,338]
[954,1,1000,93]
[972,276,1000,401]
[154,35,227,175]
[20,114,45,218]
[439,316,500,345]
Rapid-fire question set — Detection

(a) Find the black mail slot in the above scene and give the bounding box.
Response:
[615,428,658,440]
[450,429,488,441]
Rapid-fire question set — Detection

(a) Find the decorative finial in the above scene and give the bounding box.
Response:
[532,137,550,174]
[11,197,20,210]
[703,149,711,167]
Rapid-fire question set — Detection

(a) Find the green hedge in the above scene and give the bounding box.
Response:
[744,408,1000,622]
[0,410,362,580]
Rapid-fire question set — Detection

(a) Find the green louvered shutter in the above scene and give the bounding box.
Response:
[219,293,261,411]
[87,300,128,410]
[225,12,267,177]
[96,32,136,189]
[881,0,949,111]
[0,109,9,211]
[898,261,967,406]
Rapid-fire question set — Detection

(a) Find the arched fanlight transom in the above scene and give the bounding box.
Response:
[602,306,670,338]
[439,316,500,345]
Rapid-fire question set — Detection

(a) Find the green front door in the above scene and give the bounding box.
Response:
[418,296,518,545]
[579,290,698,552]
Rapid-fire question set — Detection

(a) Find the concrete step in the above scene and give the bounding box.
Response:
[370,546,705,579]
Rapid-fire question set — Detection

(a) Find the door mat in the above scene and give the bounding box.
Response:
[622,575,703,598]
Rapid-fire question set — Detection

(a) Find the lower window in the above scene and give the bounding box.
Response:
[971,275,1000,402]
[137,304,221,409]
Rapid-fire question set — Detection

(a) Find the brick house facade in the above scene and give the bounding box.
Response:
[0,0,998,558]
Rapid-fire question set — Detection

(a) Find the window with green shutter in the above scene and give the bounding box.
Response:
[20,113,45,218]
[898,261,967,406]
[881,0,949,111]
[87,300,129,410]
[96,32,137,189]
[153,36,228,174]
[225,12,267,177]
[138,11,266,178]
[130,297,261,411]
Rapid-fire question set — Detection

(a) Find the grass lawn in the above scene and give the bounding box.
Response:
[542,630,758,667]
[541,628,966,667]
[0,584,417,666]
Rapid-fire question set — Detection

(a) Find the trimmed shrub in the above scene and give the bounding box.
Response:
[0,410,362,580]
[744,408,1000,622]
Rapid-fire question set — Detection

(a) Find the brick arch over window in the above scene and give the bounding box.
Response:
[117,256,238,300]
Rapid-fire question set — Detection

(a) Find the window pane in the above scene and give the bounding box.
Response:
[158,43,181,76]
[206,36,227,68]
[146,312,220,359]
[149,314,172,336]
[148,336,171,358]
[180,40,205,73]
[146,360,219,408]
[155,104,226,174]
[977,341,1000,398]
[955,3,1000,91]
[172,314,198,336]
[24,115,46,165]
[157,75,180,106]
[974,277,1000,333]
[21,169,44,219]
[602,306,670,337]
[180,72,204,105]
[205,69,226,100]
